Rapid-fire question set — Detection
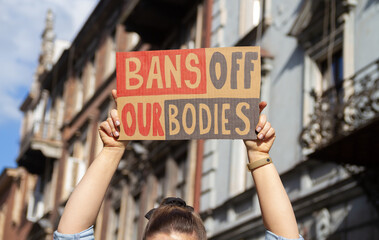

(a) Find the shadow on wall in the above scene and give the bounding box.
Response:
[290,0,305,19]
[274,45,303,84]
[364,0,379,11]
[356,0,379,19]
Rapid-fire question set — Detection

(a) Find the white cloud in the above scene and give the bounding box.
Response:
[0,0,99,125]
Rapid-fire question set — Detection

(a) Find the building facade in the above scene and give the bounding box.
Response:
[6,0,379,240]
[0,168,34,240]
[16,0,212,239]
[199,0,379,239]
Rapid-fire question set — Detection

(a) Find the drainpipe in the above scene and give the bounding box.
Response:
[194,0,212,212]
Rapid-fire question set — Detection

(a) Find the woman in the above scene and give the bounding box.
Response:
[54,90,303,240]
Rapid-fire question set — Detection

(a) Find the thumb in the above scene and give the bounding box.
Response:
[259,101,267,114]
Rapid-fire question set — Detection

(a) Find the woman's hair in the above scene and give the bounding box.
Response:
[143,197,207,240]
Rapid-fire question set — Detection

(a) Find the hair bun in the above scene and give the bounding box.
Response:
[145,197,194,220]
[161,197,187,207]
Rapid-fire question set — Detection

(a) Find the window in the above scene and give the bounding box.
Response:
[239,0,261,37]
[123,194,136,240]
[291,0,355,151]
[176,159,187,199]
[43,96,52,139]
[132,196,140,240]
[79,124,91,166]
[318,50,344,95]
[84,56,96,102]
[105,29,117,79]
[95,100,111,155]
[111,206,121,240]
[229,140,250,197]
[64,156,86,194]
[46,160,59,212]
[27,177,44,222]
[200,140,218,212]
[55,83,65,140]
[74,72,84,113]
[50,98,59,140]
[64,130,88,196]
[33,91,48,136]
[12,176,24,226]
[155,174,165,207]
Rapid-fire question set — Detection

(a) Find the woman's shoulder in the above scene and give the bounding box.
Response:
[53,226,94,240]
[53,226,304,240]
[266,230,304,240]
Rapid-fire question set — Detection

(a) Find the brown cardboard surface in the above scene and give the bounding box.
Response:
[116,47,261,140]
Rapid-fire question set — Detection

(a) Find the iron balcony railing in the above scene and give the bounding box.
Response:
[300,58,379,152]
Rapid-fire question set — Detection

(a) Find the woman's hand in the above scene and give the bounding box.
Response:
[98,89,129,149]
[244,102,276,161]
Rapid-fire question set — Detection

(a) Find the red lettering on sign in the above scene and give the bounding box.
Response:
[122,103,136,136]
[117,49,207,97]
[137,103,151,136]
[152,103,164,136]
[121,102,164,137]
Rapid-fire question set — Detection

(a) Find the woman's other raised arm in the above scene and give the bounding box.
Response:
[244,102,300,239]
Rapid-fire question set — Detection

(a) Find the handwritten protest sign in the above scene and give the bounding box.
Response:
[116,47,261,140]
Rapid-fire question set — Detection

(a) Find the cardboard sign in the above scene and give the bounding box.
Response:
[116,47,261,140]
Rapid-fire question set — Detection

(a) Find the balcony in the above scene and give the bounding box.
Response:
[17,121,62,174]
[300,58,379,166]
[121,0,198,46]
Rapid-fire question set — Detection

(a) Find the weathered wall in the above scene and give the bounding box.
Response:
[354,0,379,71]
[201,0,379,239]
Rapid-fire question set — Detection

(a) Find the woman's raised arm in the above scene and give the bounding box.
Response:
[244,102,300,239]
[57,90,128,234]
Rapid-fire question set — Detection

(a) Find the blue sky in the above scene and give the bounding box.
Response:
[0,0,99,173]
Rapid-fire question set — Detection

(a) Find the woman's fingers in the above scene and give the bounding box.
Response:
[107,117,119,137]
[112,89,117,107]
[110,109,120,127]
[265,127,276,140]
[100,121,113,137]
[256,114,266,132]
[257,121,271,140]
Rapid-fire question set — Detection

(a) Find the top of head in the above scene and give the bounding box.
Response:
[143,198,206,240]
